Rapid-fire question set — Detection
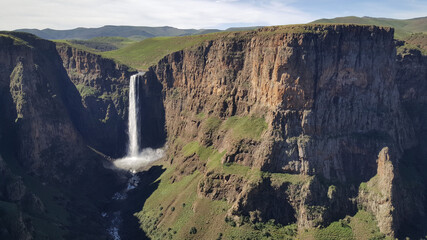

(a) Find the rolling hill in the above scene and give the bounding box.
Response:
[311,16,427,39]
[15,25,222,40]
[100,33,228,70]
[15,25,261,53]
[55,36,138,52]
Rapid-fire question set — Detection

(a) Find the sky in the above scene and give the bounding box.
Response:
[0,0,426,30]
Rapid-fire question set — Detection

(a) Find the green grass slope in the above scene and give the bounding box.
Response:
[403,33,427,53]
[65,36,137,52]
[311,16,427,39]
[101,33,228,70]
[299,210,389,240]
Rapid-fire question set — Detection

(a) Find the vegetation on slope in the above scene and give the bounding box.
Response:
[134,167,226,239]
[0,31,45,48]
[311,16,427,39]
[401,33,427,54]
[136,135,384,240]
[0,33,31,47]
[299,210,388,240]
[101,33,228,70]
[222,116,268,141]
[134,112,311,239]
[57,36,137,52]
[134,163,300,239]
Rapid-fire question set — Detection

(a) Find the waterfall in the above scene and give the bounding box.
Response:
[107,72,164,240]
[127,73,143,157]
[112,72,164,172]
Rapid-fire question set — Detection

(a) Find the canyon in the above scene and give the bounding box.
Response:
[0,23,426,239]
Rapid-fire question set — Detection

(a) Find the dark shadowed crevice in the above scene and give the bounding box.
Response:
[139,71,167,149]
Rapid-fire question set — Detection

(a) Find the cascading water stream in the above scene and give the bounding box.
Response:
[113,73,164,171]
[127,73,142,157]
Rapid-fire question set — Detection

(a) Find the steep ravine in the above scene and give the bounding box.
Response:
[56,43,166,154]
[55,43,135,157]
[0,31,166,240]
[0,24,426,240]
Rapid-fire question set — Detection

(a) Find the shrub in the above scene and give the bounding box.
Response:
[189,227,197,234]
[216,232,223,240]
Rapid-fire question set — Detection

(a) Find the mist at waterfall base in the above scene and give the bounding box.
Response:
[114,72,164,172]
[114,148,164,171]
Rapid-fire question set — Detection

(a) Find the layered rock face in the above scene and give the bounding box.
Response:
[55,44,166,153]
[56,43,135,156]
[0,32,125,239]
[394,46,427,236]
[0,32,88,179]
[141,25,419,236]
[396,48,427,151]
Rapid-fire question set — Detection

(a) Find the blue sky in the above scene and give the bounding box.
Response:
[0,0,426,30]
[290,0,427,19]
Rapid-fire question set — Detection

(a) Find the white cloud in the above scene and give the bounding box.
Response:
[0,0,311,30]
[1,0,424,30]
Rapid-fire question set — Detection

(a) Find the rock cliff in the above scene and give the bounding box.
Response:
[0,32,125,239]
[394,46,427,237]
[396,47,427,151]
[0,32,89,179]
[138,24,422,237]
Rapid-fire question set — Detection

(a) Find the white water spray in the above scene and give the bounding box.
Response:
[113,72,164,172]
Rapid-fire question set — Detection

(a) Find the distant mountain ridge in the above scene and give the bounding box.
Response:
[311,16,427,39]
[15,16,427,41]
[14,25,223,40]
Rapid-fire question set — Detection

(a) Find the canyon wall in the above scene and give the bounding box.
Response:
[140,25,422,237]
[0,32,89,179]
[394,47,427,236]
[0,32,125,239]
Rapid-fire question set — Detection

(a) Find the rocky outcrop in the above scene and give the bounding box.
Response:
[197,171,244,203]
[140,24,419,236]
[358,147,399,237]
[229,177,297,225]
